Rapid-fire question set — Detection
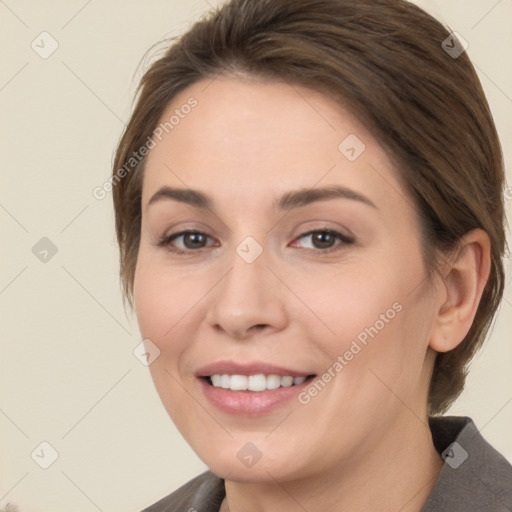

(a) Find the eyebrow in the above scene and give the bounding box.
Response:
[146,184,378,211]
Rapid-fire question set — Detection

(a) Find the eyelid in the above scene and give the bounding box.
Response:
[156,230,217,251]
[156,226,355,256]
[289,228,354,252]
[301,228,352,241]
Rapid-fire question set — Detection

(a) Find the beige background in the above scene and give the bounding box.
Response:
[1,1,511,510]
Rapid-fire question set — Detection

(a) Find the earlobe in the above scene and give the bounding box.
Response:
[429,229,491,353]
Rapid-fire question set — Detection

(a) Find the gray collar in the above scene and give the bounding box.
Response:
[422,416,512,511]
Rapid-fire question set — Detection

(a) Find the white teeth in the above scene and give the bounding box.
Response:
[209,374,308,391]
[248,374,267,392]
[230,375,248,391]
[266,374,282,390]
[281,376,294,387]
[220,374,231,389]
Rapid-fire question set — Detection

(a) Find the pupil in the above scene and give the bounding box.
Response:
[314,232,333,249]
[185,232,205,248]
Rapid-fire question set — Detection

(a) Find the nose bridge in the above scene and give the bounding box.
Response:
[234,235,268,295]
[207,232,287,337]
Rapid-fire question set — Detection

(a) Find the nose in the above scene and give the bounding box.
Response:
[206,241,288,340]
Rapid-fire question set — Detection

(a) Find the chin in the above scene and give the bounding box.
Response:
[196,444,309,484]
[209,461,292,483]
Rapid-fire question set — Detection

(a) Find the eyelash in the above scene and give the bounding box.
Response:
[156,228,354,256]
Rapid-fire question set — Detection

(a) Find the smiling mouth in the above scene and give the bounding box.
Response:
[203,374,316,392]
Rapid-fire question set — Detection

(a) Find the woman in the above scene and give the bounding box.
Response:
[111,0,512,510]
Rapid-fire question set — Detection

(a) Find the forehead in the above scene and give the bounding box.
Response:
[141,77,409,216]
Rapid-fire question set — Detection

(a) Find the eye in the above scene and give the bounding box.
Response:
[156,228,354,255]
[157,230,216,254]
[292,229,354,253]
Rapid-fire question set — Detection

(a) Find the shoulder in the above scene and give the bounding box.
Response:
[424,416,512,512]
[141,471,225,512]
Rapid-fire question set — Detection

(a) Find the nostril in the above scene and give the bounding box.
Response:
[251,324,269,331]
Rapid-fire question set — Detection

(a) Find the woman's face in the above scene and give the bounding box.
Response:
[134,77,441,482]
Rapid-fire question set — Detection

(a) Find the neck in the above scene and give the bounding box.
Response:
[220,416,443,512]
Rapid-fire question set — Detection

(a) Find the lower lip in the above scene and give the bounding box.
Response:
[198,377,313,416]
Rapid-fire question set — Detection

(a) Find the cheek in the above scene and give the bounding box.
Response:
[294,262,400,348]
[133,253,182,346]
[304,250,431,381]
[133,256,162,338]
[134,254,185,360]
[133,255,201,418]
[133,253,212,355]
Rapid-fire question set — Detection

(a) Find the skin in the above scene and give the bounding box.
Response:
[133,76,491,512]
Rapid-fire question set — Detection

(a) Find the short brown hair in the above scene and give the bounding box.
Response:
[112,0,507,414]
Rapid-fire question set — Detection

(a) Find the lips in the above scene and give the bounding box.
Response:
[195,361,316,416]
[195,361,312,378]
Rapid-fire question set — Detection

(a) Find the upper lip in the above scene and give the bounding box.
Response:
[195,361,313,378]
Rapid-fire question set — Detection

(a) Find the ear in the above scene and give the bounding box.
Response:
[429,229,491,353]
